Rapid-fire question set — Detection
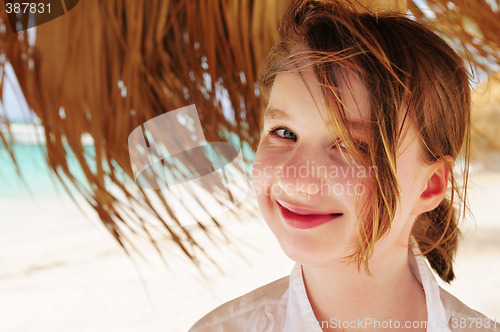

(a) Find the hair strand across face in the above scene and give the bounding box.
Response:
[258,0,471,282]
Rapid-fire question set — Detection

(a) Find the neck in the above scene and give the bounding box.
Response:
[302,240,427,331]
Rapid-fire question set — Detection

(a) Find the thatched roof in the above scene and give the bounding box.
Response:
[1,0,500,269]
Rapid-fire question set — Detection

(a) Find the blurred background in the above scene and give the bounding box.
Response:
[1,0,499,331]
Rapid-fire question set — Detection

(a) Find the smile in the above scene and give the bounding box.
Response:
[276,200,343,229]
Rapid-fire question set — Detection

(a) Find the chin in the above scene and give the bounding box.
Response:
[270,226,350,268]
[290,247,343,268]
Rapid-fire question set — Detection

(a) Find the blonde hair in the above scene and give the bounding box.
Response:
[258,0,470,282]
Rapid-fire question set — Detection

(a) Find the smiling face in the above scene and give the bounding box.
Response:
[252,67,434,268]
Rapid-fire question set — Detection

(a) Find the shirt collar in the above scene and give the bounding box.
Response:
[284,238,451,331]
[408,237,451,332]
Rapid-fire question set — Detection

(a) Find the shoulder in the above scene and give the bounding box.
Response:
[189,275,290,332]
[439,286,500,331]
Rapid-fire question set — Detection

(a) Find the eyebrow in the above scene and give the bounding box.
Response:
[264,108,290,121]
[264,107,369,131]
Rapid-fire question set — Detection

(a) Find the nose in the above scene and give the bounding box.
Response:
[275,149,328,197]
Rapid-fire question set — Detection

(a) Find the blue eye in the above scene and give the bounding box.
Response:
[337,141,347,149]
[269,127,297,141]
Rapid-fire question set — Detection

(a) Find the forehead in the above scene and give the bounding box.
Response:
[265,67,371,126]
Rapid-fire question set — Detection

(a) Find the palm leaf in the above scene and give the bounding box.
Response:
[1,0,499,270]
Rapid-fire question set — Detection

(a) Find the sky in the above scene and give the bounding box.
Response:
[1,61,36,124]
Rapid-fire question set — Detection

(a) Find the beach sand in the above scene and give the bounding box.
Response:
[1,170,499,331]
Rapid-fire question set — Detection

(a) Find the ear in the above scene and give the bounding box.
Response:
[412,156,454,215]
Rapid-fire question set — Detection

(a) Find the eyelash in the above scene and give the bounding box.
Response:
[268,126,297,141]
[268,126,369,153]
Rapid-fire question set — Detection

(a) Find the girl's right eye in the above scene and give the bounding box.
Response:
[268,127,297,141]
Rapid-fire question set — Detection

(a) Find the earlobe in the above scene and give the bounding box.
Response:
[414,156,454,214]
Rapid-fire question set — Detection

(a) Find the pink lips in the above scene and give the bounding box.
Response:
[277,200,342,229]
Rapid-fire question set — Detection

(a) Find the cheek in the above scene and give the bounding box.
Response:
[322,165,372,207]
[342,176,374,228]
[251,148,288,236]
[251,148,281,203]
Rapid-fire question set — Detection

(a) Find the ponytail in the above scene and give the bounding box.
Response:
[412,198,460,283]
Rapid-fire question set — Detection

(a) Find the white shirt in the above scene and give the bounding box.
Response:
[189,240,498,331]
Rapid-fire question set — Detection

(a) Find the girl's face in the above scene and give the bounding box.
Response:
[252,67,434,268]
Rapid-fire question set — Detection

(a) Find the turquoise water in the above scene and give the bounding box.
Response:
[0,130,255,198]
[0,142,95,197]
[0,143,54,196]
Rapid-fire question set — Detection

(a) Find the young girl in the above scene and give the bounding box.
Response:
[190,1,498,331]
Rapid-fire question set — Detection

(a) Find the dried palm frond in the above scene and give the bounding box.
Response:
[0,0,499,269]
